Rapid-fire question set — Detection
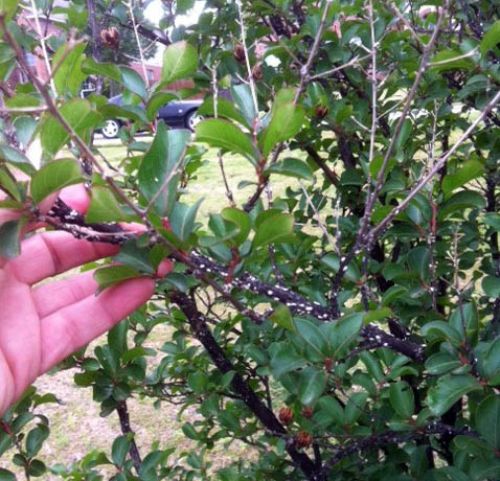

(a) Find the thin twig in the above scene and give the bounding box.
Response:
[294,0,333,104]
[308,54,369,81]
[370,89,500,241]
[235,0,259,117]
[28,0,57,96]
[127,0,150,88]
[299,180,337,251]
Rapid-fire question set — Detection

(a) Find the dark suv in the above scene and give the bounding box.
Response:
[100,95,203,139]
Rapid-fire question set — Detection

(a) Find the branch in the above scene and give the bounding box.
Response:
[322,422,475,474]
[169,291,321,481]
[369,89,500,242]
[116,400,142,474]
[302,144,339,187]
[43,199,425,361]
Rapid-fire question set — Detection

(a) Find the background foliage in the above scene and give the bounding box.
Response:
[0,0,499,480]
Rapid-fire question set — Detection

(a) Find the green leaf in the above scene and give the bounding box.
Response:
[407,246,430,280]
[442,160,484,195]
[345,392,368,425]
[426,374,482,416]
[52,42,87,96]
[421,321,463,346]
[120,66,146,98]
[364,307,392,323]
[480,20,500,55]
[81,58,121,82]
[0,219,24,259]
[431,49,475,71]
[484,213,500,231]
[26,424,49,458]
[259,89,305,157]
[94,265,142,293]
[30,159,82,203]
[0,468,16,481]
[439,190,486,219]
[270,305,295,331]
[298,367,326,406]
[170,199,203,242]
[294,318,328,357]
[146,92,177,121]
[382,285,408,306]
[111,435,131,467]
[316,397,344,426]
[266,157,314,180]
[320,253,360,282]
[85,186,127,223]
[475,395,500,449]
[389,381,415,418]
[0,0,18,20]
[395,119,413,153]
[198,97,249,128]
[13,116,36,147]
[230,84,257,126]
[220,207,251,245]
[327,313,363,358]
[425,352,462,375]
[138,123,190,217]
[0,167,21,201]
[482,276,500,298]
[114,241,155,274]
[0,145,35,175]
[40,99,101,156]
[270,343,305,377]
[253,211,294,248]
[195,119,257,162]
[449,303,479,342]
[161,41,198,85]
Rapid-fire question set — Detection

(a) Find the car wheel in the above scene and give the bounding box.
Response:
[185,110,204,131]
[101,119,120,139]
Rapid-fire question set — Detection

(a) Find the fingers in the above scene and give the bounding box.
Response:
[32,270,98,318]
[39,277,155,373]
[7,231,119,285]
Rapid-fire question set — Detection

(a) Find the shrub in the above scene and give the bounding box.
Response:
[0,1,499,480]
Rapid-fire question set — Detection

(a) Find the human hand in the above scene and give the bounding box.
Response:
[0,186,160,415]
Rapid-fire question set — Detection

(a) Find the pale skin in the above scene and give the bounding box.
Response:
[0,186,165,415]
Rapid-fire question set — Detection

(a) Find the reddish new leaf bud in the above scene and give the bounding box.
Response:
[295,431,313,448]
[100,27,120,49]
[315,105,329,119]
[162,218,172,231]
[252,63,263,80]
[301,406,314,419]
[278,406,293,425]
[233,43,246,63]
[324,357,333,372]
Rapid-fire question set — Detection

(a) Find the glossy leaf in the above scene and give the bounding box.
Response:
[426,375,482,416]
[389,381,414,418]
[195,119,257,162]
[259,89,305,157]
[30,159,82,203]
[161,41,198,85]
[475,395,500,449]
[94,265,142,293]
[138,123,190,217]
[86,186,128,223]
[252,211,294,248]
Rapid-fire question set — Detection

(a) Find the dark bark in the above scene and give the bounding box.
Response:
[116,401,142,474]
[170,291,323,481]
